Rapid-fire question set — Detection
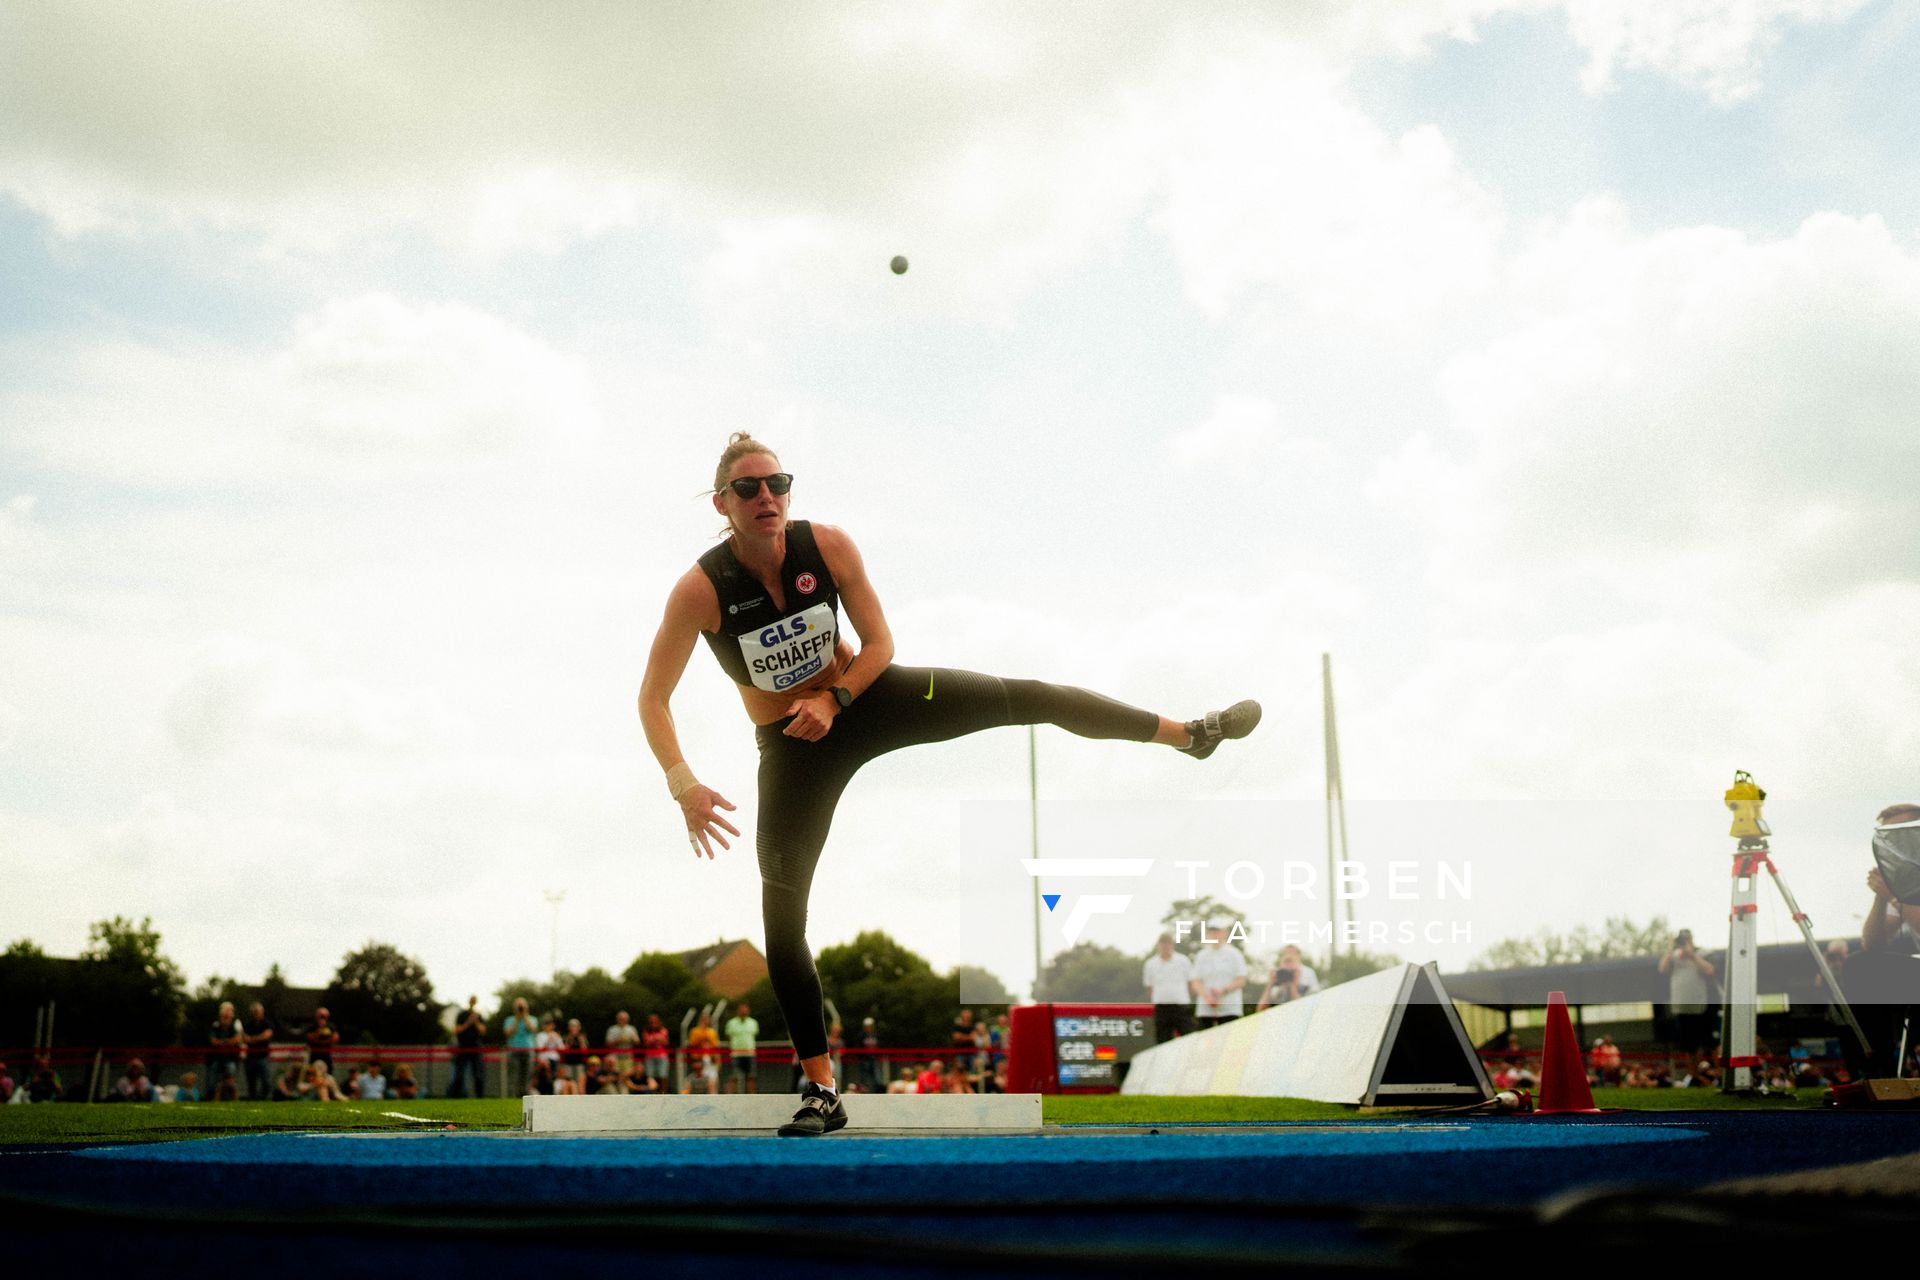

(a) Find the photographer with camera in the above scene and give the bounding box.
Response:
[1847,802,1920,1078]
[1255,944,1321,1012]
[1658,928,1719,1071]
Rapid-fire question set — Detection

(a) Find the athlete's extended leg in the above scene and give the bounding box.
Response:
[851,665,1258,758]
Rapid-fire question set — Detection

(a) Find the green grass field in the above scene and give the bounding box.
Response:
[0,1086,1820,1146]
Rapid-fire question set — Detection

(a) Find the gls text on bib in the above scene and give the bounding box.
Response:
[739,603,838,692]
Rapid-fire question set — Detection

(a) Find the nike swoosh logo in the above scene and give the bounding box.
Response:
[924,674,935,701]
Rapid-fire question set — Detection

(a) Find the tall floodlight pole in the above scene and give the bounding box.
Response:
[1030,726,1043,1001]
[1322,654,1355,960]
[543,889,566,981]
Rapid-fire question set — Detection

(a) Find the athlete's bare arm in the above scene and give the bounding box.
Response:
[779,524,896,743]
[639,567,740,858]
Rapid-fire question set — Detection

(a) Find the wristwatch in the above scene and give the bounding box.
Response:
[829,686,853,709]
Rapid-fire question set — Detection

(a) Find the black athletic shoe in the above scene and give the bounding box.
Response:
[1180,699,1262,760]
[777,1082,848,1137]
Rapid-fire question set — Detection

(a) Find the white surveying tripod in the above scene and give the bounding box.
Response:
[1719,771,1871,1093]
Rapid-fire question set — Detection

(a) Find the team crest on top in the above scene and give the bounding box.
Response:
[795,572,818,595]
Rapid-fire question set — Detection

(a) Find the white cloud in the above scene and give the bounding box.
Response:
[276,293,599,453]
[1565,0,1870,105]
[0,495,38,553]
[99,792,209,872]
[1154,49,1505,325]
[1413,206,1920,608]
[1172,394,1330,471]
[163,633,438,760]
[4,294,601,486]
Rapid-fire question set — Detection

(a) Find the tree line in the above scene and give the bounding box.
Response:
[0,919,1025,1051]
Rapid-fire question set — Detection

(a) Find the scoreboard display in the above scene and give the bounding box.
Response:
[1007,1002,1156,1093]
[1053,1009,1154,1087]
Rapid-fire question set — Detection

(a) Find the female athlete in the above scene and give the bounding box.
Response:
[638,433,1260,1135]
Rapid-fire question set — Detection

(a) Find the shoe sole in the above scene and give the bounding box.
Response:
[777,1113,849,1137]
[1185,699,1262,759]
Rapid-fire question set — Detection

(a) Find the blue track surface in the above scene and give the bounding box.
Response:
[5,1115,1918,1273]
[8,1114,1918,1209]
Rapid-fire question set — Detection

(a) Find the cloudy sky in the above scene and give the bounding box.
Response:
[4,1,1917,1010]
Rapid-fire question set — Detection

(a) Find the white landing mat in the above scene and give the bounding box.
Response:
[523,1092,1042,1133]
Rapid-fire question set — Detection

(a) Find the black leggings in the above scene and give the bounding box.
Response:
[755,665,1158,1060]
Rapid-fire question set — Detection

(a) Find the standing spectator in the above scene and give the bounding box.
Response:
[241,1002,275,1100]
[112,1058,154,1102]
[448,995,486,1097]
[534,1016,564,1088]
[642,1014,673,1093]
[989,1013,1010,1066]
[605,1010,641,1075]
[355,1062,388,1100]
[1658,929,1719,1069]
[1191,924,1249,1029]
[856,1017,882,1092]
[951,1008,978,1059]
[305,1006,340,1074]
[208,1001,245,1093]
[827,1021,846,1091]
[685,1012,720,1095]
[724,1002,760,1094]
[1143,934,1196,1043]
[503,998,538,1097]
[562,1017,591,1085]
[970,1018,990,1082]
[0,1060,13,1103]
[1255,945,1321,1012]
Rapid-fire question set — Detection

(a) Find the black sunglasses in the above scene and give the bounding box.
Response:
[722,472,793,498]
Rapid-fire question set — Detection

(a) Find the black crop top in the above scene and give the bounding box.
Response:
[695,520,842,693]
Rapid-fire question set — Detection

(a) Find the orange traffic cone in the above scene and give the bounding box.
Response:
[1533,990,1602,1115]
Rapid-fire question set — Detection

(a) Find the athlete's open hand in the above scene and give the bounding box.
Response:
[679,785,739,859]
[782,691,838,742]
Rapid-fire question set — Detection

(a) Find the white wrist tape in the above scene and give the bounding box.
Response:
[665,762,698,801]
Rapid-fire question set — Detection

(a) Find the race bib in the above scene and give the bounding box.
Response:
[737,603,838,692]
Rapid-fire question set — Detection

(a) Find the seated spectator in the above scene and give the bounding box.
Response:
[585,1055,620,1096]
[1590,1036,1622,1086]
[273,1065,302,1102]
[916,1060,943,1094]
[553,1063,580,1096]
[355,1062,388,1100]
[0,1060,13,1103]
[342,1066,361,1096]
[531,1059,557,1096]
[298,1061,343,1101]
[943,1061,974,1094]
[389,1063,420,1101]
[112,1059,154,1102]
[174,1070,201,1102]
[887,1067,915,1095]
[982,1062,1009,1094]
